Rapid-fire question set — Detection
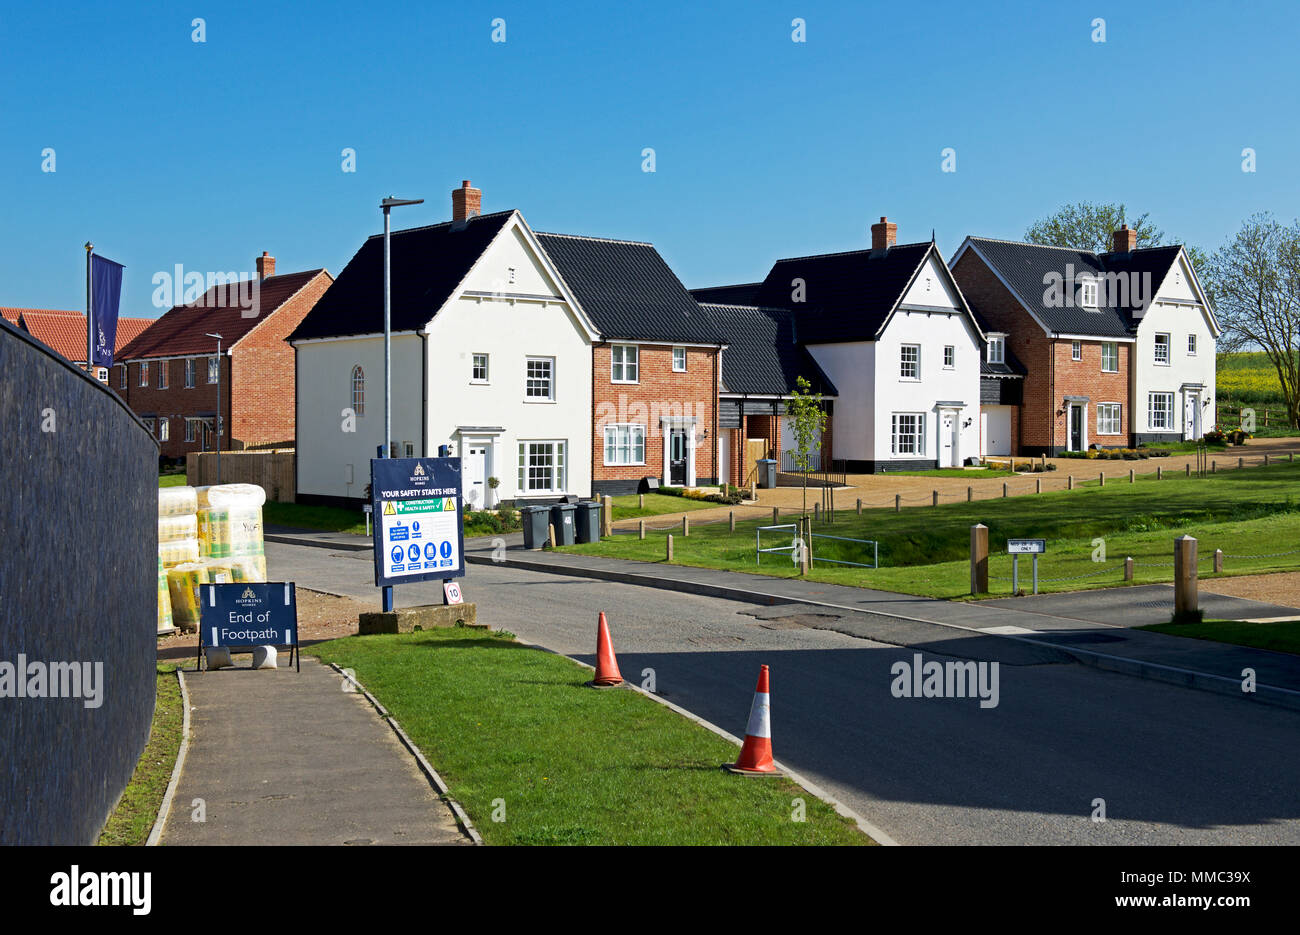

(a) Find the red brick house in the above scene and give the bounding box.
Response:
[537,232,726,495]
[116,254,332,460]
[6,307,152,382]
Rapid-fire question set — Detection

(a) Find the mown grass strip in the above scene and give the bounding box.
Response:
[97,666,184,846]
[310,629,869,846]
[610,492,722,521]
[1140,619,1300,657]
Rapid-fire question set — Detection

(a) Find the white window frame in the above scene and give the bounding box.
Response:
[95,367,108,383]
[611,344,639,384]
[157,360,168,389]
[1097,403,1121,436]
[185,418,197,442]
[890,413,926,456]
[1101,342,1118,373]
[1187,334,1197,356]
[1148,392,1174,430]
[185,358,196,388]
[1071,340,1082,361]
[471,353,489,384]
[1080,280,1098,308]
[603,424,646,466]
[525,356,556,402]
[158,418,169,442]
[351,365,365,416]
[899,344,920,380]
[987,337,1005,365]
[118,365,127,389]
[1154,333,1170,366]
[943,345,954,369]
[672,346,687,372]
[207,356,219,384]
[518,440,567,494]
[139,362,149,387]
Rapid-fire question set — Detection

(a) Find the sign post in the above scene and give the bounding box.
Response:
[1007,539,1046,595]
[198,582,299,671]
[370,457,466,602]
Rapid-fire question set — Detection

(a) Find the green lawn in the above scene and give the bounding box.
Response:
[1140,619,1300,656]
[563,461,1300,599]
[159,473,188,487]
[263,501,369,535]
[97,666,184,846]
[309,628,869,845]
[611,492,724,521]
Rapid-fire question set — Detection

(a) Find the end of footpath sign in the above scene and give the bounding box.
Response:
[198,581,299,672]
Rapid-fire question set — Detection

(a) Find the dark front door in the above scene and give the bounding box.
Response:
[670,430,688,484]
[1069,405,1083,451]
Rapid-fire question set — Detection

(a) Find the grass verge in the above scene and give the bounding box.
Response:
[309,628,869,845]
[97,665,184,846]
[1140,619,1300,656]
[611,492,723,521]
[564,461,1300,599]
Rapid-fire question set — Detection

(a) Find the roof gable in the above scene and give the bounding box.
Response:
[18,309,154,361]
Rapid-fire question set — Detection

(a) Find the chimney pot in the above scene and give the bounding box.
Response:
[1112,223,1137,254]
[871,216,898,252]
[256,252,275,280]
[452,180,482,222]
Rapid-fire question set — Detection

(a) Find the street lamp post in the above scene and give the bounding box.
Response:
[205,332,223,483]
[379,196,423,613]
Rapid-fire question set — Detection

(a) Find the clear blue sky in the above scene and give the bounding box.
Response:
[2,0,1296,315]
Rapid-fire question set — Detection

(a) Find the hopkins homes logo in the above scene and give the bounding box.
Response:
[0,655,103,709]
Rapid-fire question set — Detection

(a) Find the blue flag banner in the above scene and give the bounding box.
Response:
[90,254,124,368]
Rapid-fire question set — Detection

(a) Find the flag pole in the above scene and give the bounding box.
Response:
[84,242,94,375]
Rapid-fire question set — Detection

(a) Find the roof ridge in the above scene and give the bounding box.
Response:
[536,231,655,247]
[968,235,1100,255]
[773,241,931,263]
[363,209,516,240]
[698,302,787,312]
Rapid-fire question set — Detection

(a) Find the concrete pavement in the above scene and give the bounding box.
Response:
[160,656,467,846]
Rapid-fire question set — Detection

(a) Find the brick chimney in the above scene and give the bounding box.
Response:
[256,251,275,280]
[1112,223,1137,254]
[871,216,897,253]
[452,180,482,222]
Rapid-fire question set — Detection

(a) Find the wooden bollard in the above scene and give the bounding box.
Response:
[1124,557,1133,581]
[682,516,690,537]
[932,490,939,507]
[1068,475,1074,490]
[1157,466,1163,480]
[1214,548,1223,573]
[548,523,557,548]
[970,524,988,595]
[1265,454,1270,466]
[602,495,614,537]
[666,534,674,561]
[639,493,645,509]
[968,486,973,502]
[1002,482,1008,498]
[1035,477,1042,494]
[1099,472,1105,487]
[1185,463,1191,476]
[1212,460,1217,474]
[1291,452,1295,463]
[814,503,821,522]
[856,498,862,515]
[1129,468,1135,483]
[895,494,901,513]
[1174,535,1198,620]
[638,520,645,540]
[1239,457,1244,469]
[729,511,735,533]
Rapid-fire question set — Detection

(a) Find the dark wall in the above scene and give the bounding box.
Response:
[0,322,159,844]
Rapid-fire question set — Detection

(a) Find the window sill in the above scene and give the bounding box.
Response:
[603,462,647,468]
[611,379,640,385]
[523,398,556,404]
[470,380,490,386]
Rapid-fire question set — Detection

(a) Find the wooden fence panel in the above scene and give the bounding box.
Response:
[186,450,296,502]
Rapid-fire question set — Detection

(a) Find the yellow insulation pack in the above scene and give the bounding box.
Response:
[158,485,198,517]
[157,555,174,632]
[166,563,209,632]
[197,484,267,563]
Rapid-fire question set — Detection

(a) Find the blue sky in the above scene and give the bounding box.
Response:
[2,0,1296,315]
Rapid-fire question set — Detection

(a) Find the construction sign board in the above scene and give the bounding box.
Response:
[370,457,465,588]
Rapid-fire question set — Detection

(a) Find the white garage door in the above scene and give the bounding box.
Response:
[982,406,1012,457]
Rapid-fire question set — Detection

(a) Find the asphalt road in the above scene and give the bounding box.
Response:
[270,540,1300,845]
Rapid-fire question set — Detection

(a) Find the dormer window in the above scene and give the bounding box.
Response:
[1080,279,1098,307]
[987,336,1005,365]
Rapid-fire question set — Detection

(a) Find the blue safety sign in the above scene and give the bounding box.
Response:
[370,457,466,587]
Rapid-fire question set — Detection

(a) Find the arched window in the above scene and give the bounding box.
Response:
[351,365,365,416]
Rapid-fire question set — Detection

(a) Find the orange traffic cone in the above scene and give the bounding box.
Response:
[724,664,782,775]
[587,612,624,688]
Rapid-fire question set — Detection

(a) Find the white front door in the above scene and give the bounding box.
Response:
[463,445,487,508]
[1183,393,1199,441]
[939,410,959,467]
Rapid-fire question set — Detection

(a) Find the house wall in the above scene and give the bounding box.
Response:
[1046,339,1132,451]
[804,341,875,461]
[1132,256,1217,442]
[592,342,718,496]
[120,354,231,460]
[231,271,332,450]
[295,332,426,504]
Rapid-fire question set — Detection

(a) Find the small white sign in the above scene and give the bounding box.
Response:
[1007,539,1046,554]
[444,581,464,605]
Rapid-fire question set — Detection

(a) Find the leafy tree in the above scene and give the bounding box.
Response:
[1205,212,1300,428]
[1025,202,1164,254]
[785,376,828,519]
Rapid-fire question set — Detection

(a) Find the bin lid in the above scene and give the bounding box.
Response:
[550,502,577,511]
[757,458,778,464]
